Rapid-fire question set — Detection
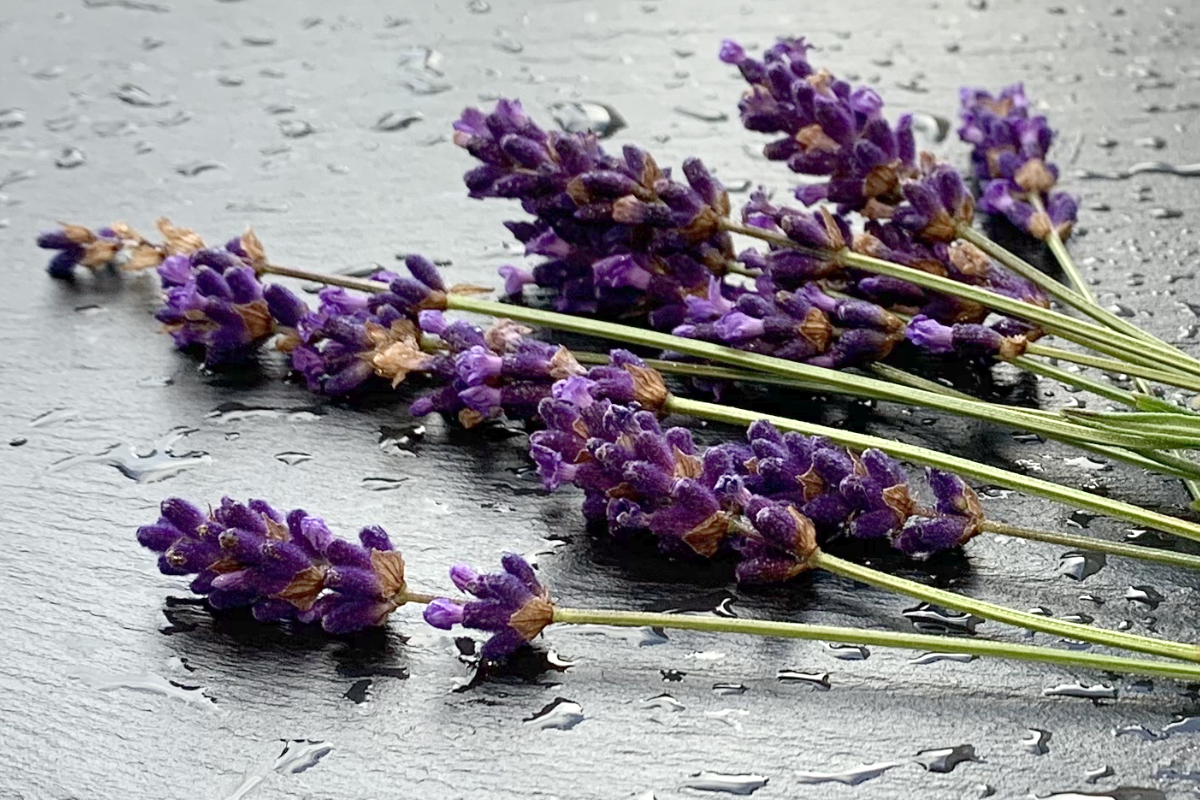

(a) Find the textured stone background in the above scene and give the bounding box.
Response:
[3,1,1200,798]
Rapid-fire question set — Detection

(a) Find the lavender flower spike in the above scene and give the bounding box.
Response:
[905,314,1027,360]
[423,553,555,660]
[37,221,167,279]
[138,497,410,634]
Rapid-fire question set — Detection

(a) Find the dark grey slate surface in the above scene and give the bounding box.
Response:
[3,1,1200,798]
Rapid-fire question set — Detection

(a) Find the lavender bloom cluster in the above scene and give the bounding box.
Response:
[529,359,984,577]
[718,38,917,218]
[424,553,554,660]
[138,497,410,634]
[455,99,734,326]
[958,85,1079,241]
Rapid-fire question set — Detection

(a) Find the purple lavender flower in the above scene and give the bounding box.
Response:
[423,553,555,660]
[455,99,735,321]
[959,84,1079,240]
[137,497,410,633]
[154,262,275,366]
[892,160,976,243]
[905,314,1028,360]
[734,497,819,584]
[36,221,166,279]
[721,37,917,216]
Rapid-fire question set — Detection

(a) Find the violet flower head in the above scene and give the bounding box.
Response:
[37,221,166,279]
[892,160,976,243]
[154,260,273,366]
[733,497,819,584]
[958,84,1078,240]
[456,99,735,321]
[424,553,554,661]
[289,258,449,395]
[905,314,1028,360]
[892,469,984,558]
[137,497,409,633]
[721,37,918,216]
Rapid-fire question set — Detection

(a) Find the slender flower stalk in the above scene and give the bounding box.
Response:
[548,606,1200,683]
[135,498,1200,681]
[239,261,1200,539]
[431,553,1200,669]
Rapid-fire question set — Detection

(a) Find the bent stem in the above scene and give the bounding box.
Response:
[664,395,1200,544]
[550,607,1200,682]
[811,551,1200,663]
[979,520,1200,571]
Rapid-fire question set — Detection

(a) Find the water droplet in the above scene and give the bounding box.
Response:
[1043,682,1117,700]
[85,670,215,707]
[1114,723,1160,740]
[1058,551,1107,580]
[48,426,210,483]
[1149,207,1183,219]
[1064,456,1111,471]
[136,375,173,388]
[114,83,171,107]
[242,35,275,46]
[1067,510,1101,528]
[10,437,28,447]
[343,679,371,704]
[31,408,79,428]
[915,744,978,773]
[373,110,423,132]
[277,119,314,139]
[1162,715,1200,735]
[361,476,408,491]
[1084,766,1115,784]
[673,106,729,123]
[274,451,313,466]
[55,147,86,169]
[640,692,684,711]
[0,108,26,129]
[493,35,524,54]
[712,683,747,695]
[206,401,324,423]
[909,112,952,143]
[467,0,491,11]
[1037,790,1165,800]
[909,652,976,665]
[44,114,79,132]
[660,668,686,682]
[1023,728,1052,755]
[379,424,424,453]
[680,772,768,795]
[1124,585,1164,609]
[776,670,831,690]
[903,603,982,634]
[274,740,333,774]
[1096,136,1119,149]
[1062,612,1094,624]
[823,642,869,660]
[1075,160,1200,180]
[524,698,584,730]
[32,65,65,79]
[1134,136,1167,150]
[1012,432,1044,444]
[548,101,626,139]
[175,160,223,176]
[794,762,903,786]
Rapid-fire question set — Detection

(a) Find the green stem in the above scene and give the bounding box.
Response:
[1027,342,1200,395]
[957,223,1192,356]
[812,551,1200,663]
[719,220,1189,375]
[664,394,1200,543]
[1032,196,1200,505]
[256,263,1200,539]
[551,607,1200,681]
[980,520,1200,571]
[444,296,1161,452]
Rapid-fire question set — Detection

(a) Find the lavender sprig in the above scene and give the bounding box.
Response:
[138,497,410,633]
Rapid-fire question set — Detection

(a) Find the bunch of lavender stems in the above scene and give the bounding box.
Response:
[62,228,1199,544]
[142,497,1200,680]
[37,224,1200,549]
[46,237,1200,666]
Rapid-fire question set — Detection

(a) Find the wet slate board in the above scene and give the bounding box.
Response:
[3,1,1200,798]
